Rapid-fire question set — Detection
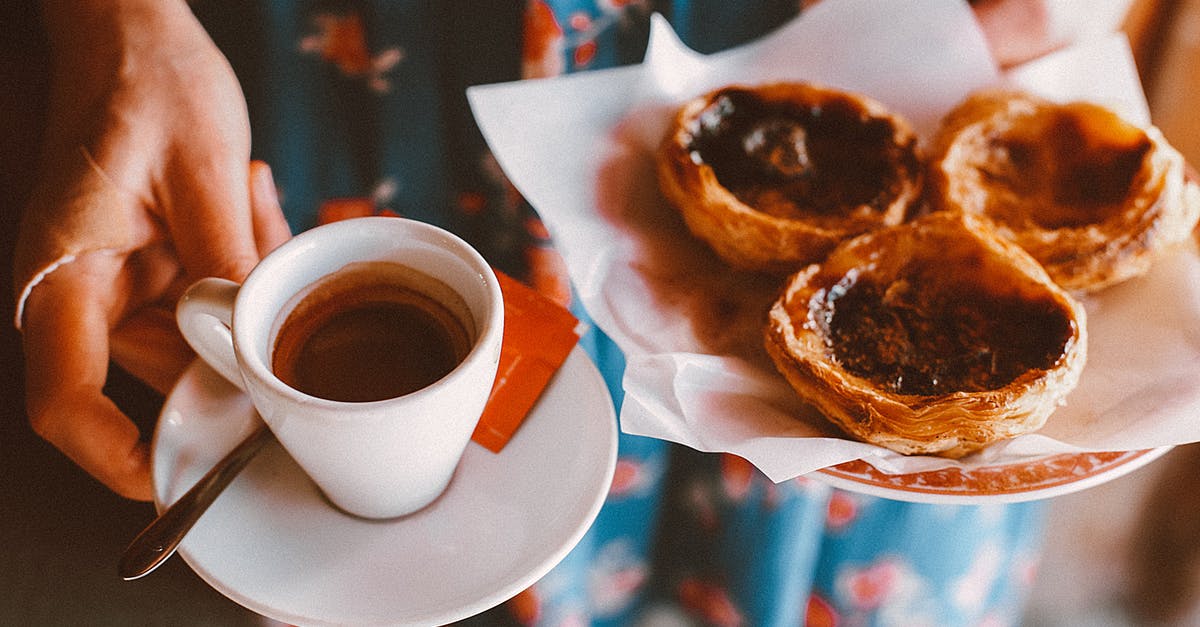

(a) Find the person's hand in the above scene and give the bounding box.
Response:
[969,0,1062,68]
[16,0,290,500]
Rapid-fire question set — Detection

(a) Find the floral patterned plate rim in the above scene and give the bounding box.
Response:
[814,447,1173,504]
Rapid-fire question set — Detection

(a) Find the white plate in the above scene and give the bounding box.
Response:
[152,347,617,627]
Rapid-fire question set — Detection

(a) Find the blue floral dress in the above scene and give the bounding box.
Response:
[195,1,1047,625]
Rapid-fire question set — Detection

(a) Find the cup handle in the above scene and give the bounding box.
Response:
[176,278,245,391]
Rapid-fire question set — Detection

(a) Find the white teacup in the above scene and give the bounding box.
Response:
[176,217,504,519]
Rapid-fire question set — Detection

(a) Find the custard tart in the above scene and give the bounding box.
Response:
[927,89,1198,293]
[764,211,1088,458]
[656,82,923,273]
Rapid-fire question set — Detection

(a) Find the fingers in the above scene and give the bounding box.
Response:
[160,157,291,285]
[161,154,261,283]
[970,0,1059,68]
[108,162,288,394]
[111,307,195,397]
[249,160,292,256]
[18,129,286,504]
[22,257,153,501]
[107,239,194,394]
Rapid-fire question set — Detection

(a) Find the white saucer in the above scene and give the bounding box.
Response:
[152,347,617,626]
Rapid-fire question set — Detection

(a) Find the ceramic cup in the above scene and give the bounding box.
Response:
[176,217,504,519]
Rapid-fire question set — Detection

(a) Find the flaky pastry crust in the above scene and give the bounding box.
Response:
[656,82,923,273]
[927,89,1200,293]
[764,212,1088,458]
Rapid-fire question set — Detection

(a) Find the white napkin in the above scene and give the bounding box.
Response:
[467,0,1200,482]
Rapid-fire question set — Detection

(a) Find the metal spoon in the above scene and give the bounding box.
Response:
[119,423,275,580]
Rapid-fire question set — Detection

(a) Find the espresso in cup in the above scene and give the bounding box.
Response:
[271,261,475,402]
[178,217,503,518]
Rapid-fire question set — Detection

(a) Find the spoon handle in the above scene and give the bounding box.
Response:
[119,423,275,580]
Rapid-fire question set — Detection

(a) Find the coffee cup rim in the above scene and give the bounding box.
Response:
[231,217,504,409]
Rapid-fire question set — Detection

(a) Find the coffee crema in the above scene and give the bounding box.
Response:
[271,261,475,402]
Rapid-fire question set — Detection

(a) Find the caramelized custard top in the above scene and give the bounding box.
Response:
[685,87,917,222]
[978,102,1152,230]
[802,256,1076,397]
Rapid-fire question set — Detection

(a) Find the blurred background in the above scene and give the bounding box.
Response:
[1024,1,1200,624]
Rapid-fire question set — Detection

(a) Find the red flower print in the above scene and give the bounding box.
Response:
[719,453,755,501]
[678,577,745,627]
[316,197,375,225]
[976,614,1007,627]
[523,216,553,242]
[456,190,488,216]
[522,0,566,79]
[842,559,904,610]
[522,216,573,305]
[952,543,1002,611]
[600,0,644,10]
[609,457,651,498]
[568,11,593,31]
[559,613,588,627]
[316,194,403,226]
[299,12,403,92]
[825,491,859,531]
[573,40,598,68]
[507,587,541,625]
[590,541,648,616]
[685,479,719,533]
[791,475,817,489]
[1012,551,1040,589]
[805,592,840,627]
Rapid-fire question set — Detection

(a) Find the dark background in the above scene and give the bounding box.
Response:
[0,3,261,623]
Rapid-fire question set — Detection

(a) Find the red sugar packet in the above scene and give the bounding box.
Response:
[316,201,582,452]
[473,270,581,452]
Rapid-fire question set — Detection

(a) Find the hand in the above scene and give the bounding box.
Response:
[969,0,1061,68]
[17,0,290,500]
